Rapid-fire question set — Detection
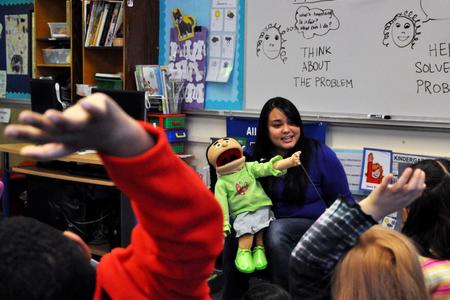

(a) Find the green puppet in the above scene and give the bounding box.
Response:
[207,137,301,273]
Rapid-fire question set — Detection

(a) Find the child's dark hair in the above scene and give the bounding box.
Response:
[243,279,290,300]
[0,216,96,300]
[402,159,450,260]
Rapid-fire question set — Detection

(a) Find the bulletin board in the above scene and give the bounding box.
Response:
[159,0,245,110]
[245,0,450,122]
[0,1,33,100]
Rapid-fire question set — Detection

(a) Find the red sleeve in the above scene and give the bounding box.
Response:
[98,121,223,300]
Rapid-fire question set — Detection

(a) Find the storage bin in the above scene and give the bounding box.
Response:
[165,129,188,142]
[148,113,186,129]
[96,77,123,90]
[48,22,68,38]
[42,49,71,64]
[171,142,185,154]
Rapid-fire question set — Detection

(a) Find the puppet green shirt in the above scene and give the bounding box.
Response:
[214,155,286,233]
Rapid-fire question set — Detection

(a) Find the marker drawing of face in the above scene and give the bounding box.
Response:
[263,27,282,59]
[256,23,287,63]
[382,11,421,49]
[391,16,414,48]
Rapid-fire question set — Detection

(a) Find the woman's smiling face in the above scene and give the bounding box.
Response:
[391,16,414,48]
[268,108,301,155]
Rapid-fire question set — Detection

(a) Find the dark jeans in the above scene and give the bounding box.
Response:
[221,218,315,300]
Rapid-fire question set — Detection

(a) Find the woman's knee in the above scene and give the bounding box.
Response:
[264,221,290,250]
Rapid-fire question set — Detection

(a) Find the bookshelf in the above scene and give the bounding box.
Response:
[82,0,159,90]
[34,0,82,101]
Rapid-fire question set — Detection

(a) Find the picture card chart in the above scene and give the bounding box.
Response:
[206,0,238,82]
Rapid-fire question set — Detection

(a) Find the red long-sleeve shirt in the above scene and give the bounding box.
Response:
[93,122,223,300]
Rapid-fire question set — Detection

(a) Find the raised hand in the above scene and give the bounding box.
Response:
[359,167,426,221]
[4,93,154,160]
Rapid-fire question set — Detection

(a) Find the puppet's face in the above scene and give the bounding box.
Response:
[207,138,246,175]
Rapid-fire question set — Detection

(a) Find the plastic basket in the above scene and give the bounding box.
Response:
[171,142,185,154]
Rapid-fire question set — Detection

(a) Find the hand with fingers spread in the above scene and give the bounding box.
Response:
[4,93,154,160]
[359,167,426,221]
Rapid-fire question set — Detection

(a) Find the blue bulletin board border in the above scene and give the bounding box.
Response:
[0,0,33,5]
[159,0,244,111]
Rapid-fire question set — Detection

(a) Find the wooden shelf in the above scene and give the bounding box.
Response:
[36,63,71,67]
[34,0,83,101]
[12,166,115,186]
[84,46,123,50]
[36,37,70,42]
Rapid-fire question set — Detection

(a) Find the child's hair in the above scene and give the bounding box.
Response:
[243,279,290,300]
[0,216,96,300]
[402,159,450,260]
[332,225,429,300]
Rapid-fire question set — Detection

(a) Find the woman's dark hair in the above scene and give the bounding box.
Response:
[249,96,319,205]
[402,159,450,260]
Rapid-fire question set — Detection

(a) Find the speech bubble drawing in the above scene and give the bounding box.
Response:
[295,6,340,39]
[420,0,450,22]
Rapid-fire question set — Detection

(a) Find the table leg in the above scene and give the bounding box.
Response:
[2,151,10,217]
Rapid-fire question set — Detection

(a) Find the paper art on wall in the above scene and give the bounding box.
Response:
[172,7,196,41]
[360,148,393,191]
[5,14,28,75]
[168,26,207,110]
[0,70,6,98]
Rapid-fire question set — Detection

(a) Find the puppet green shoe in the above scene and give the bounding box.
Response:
[253,246,268,270]
[235,248,255,273]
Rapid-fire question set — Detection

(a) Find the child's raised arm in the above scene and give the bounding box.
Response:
[4,93,153,159]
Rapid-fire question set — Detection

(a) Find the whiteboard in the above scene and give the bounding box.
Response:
[245,0,450,121]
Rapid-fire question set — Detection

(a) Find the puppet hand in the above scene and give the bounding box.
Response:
[291,151,302,166]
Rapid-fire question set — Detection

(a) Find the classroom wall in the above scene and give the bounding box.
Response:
[186,114,450,170]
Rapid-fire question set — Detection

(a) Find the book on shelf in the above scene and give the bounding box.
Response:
[84,1,125,47]
[95,72,122,79]
[93,2,109,46]
[104,2,122,46]
[111,3,124,45]
[94,2,111,47]
[135,65,184,114]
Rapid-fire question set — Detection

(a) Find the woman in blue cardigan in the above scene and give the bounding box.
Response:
[221,97,353,299]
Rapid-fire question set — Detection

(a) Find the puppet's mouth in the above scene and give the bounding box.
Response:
[216,149,242,167]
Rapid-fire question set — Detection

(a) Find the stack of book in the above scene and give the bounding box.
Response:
[84,0,124,47]
[135,65,184,114]
[95,73,123,90]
